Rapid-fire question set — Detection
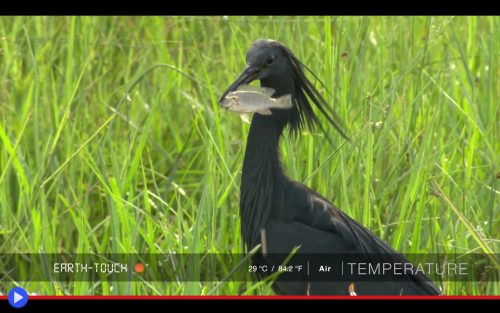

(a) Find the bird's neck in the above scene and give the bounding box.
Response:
[240,114,286,249]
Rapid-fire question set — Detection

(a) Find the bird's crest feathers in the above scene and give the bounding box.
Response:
[255,39,349,142]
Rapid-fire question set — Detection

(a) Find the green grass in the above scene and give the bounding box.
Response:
[0,16,498,296]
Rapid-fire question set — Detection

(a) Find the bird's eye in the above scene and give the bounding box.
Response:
[265,56,275,66]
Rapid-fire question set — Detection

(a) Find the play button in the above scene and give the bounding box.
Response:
[8,287,28,308]
[14,292,23,303]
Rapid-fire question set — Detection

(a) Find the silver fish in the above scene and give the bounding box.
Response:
[220,85,292,115]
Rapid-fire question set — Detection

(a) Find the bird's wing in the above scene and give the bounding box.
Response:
[275,180,441,295]
[285,180,397,255]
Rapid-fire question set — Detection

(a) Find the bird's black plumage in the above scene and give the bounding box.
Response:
[219,39,440,295]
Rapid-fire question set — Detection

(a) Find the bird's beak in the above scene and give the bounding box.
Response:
[218,65,261,104]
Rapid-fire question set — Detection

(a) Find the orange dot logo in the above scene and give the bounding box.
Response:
[134,263,145,273]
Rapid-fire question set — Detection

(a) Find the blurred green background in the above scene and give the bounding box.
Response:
[0,16,498,295]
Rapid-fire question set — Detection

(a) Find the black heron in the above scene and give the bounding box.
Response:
[219,39,440,295]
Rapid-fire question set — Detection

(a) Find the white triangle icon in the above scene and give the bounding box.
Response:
[13,292,23,304]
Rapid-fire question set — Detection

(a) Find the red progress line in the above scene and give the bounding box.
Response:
[0,295,499,300]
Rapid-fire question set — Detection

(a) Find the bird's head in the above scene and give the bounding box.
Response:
[219,39,348,141]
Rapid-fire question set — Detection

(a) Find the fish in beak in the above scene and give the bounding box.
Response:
[220,85,292,116]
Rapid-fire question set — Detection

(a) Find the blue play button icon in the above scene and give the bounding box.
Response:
[8,287,29,308]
